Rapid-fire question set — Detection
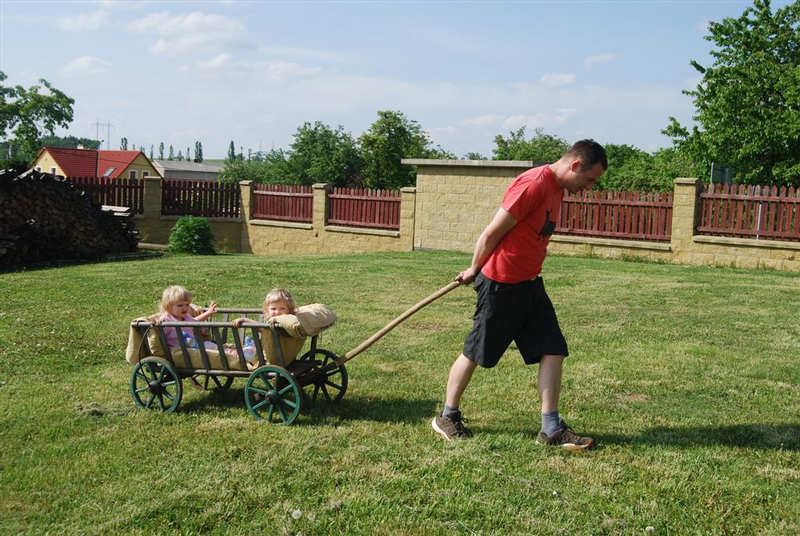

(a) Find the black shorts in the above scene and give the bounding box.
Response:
[462,273,568,368]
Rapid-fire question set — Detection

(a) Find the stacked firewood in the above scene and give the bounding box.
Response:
[0,170,139,268]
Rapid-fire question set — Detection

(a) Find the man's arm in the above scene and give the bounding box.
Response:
[455,207,517,284]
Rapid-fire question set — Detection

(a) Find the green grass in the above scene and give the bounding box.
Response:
[1,251,798,535]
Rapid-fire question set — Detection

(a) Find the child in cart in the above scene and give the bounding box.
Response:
[233,288,297,365]
[155,285,217,348]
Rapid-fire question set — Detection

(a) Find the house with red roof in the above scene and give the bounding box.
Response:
[32,147,162,179]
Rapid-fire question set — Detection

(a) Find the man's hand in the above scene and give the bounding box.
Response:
[455,266,479,285]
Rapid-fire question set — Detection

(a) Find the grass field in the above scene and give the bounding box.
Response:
[1,251,798,535]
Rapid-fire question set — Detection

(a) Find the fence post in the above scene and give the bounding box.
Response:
[671,177,702,262]
[400,187,416,251]
[142,176,163,218]
[239,180,253,221]
[312,183,329,231]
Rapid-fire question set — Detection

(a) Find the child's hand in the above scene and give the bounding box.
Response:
[207,301,218,314]
[232,317,247,329]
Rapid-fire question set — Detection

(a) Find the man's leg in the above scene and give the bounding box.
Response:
[535,354,594,450]
[432,354,477,440]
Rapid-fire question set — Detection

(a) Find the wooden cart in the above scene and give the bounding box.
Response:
[129,283,459,424]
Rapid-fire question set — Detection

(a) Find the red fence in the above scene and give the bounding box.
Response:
[698,183,800,241]
[161,180,240,219]
[66,176,144,214]
[252,184,313,223]
[557,190,673,242]
[328,187,401,230]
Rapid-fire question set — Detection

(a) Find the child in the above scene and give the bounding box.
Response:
[156,285,218,348]
[233,288,297,364]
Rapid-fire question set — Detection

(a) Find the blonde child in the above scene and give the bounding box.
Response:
[156,285,218,348]
[233,288,297,363]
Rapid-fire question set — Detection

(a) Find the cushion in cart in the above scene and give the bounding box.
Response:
[295,303,337,336]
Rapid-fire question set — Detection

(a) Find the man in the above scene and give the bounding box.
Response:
[432,139,607,450]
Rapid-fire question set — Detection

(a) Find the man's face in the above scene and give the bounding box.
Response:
[564,160,605,193]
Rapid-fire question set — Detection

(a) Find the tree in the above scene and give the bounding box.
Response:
[359,110,454,189]
[158,142,164,160]
[38,135,101,150]
[168,144,174,160]
[177,149,183,161]
[286,121,362,186]
[0,70,74,162]
[227,140,236,161]
[220,148,291,184]
[464,152,487,160]
[663,0,800,186]
[186,146,191,161]
[492,127,569,162]
[194,141,203,163]
[120,137,128,150]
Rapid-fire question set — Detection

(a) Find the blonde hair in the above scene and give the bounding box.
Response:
[160,285,192,314]
[263,288,296,313]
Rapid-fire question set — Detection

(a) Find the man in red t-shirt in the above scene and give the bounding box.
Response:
[432,140,607,449]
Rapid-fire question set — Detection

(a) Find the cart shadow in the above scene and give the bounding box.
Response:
[178,387,439,424]
[593,424,800,451]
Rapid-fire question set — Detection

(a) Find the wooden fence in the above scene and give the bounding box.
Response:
[252,184,313,223]
[328,187,401,230]
[161,180,240,219]
[66,176,144,214]
[698,183,800,241]
[557,190,673,242]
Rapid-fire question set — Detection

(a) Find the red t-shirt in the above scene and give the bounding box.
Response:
[481,165,563,283]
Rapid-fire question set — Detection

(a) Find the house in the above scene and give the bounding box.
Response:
[152,159,223,181]
[31,147,162,179]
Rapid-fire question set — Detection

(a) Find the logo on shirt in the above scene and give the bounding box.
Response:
[538,210,556,237]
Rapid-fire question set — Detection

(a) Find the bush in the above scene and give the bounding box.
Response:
[168,216,216,254]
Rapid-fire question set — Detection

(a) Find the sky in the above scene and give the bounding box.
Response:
[0,0,792,159]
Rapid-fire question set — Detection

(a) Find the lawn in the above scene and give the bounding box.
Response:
[0,251,798,535]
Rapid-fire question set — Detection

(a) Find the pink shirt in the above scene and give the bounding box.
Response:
[481,165,563,283]
[158,313,195,347]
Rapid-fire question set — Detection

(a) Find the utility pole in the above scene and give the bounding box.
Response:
[92,120,113,149]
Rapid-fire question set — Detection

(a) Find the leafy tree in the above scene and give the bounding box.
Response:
[359,110,454,189]
[663,0,800,186]
[149,145,154,160]
[168,144,174,160]
[120,137,128,150]
[220,148,291,184]
[0,70,74,162]
[464,152,487,160]
[177,150,183,161]
[38,135,100,150]
[285,121,362,186]
[492,127,569,162]
[194,141,203,163]
[158,142,164,160]
[227,140,236,162]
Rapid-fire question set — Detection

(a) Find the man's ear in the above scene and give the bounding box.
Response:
[569,158,583,172]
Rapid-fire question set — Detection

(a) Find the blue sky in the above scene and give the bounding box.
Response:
[1,0,791,158]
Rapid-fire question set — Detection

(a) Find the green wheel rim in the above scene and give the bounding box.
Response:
[299,349,348,403]
[188,374,234,392]
[130,358,182,413]
[244,366,301,424]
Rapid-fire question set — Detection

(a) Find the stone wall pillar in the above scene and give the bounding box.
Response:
[670,177,702,259]
[400,187,416,251]
[142,176,162,219]
[312,183,330,232]
[239,180,253,253]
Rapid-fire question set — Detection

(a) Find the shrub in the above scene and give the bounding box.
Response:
[168,216,216,254]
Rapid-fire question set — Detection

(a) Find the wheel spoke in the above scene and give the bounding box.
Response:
[162,380,177,387]
[278,383,295,396]
[253,399,270,411]
[135,371,149,382]
[157,393,165,410]
[163,390,174,401]
[282,398,297,410]
[324,380,342,391]
[248,387,268,397]
[277,403,288,422]
[320,384,331,401]
[267,404,275,422]
[145,392,156,408]
[312,384,321,400]
[135,386,149,394]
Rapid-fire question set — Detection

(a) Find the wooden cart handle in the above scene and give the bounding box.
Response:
[338,280,462,365]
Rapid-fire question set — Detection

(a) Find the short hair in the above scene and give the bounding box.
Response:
[263,288,296,313]
[160,285,192,313]
[564,139,607,171]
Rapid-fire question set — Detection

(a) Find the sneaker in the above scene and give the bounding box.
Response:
[432,411,472,440]
[536,420,595,450]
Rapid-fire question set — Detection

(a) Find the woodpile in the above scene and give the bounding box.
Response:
[0,170,138,268]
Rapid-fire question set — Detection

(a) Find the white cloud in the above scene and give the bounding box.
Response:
[198,53,232,70]
[502,114,549,130]
[583,53,617,68]
[461,114,505,127]
[127,11,250,56]
[55,10,109,32]
[539,72,576,88]
[62,56,112,76]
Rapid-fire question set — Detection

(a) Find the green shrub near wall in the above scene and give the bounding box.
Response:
[168,216,216,254]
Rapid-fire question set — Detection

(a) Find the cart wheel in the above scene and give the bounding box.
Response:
[244,365,301,424]
[130,357,182,413]
[300,348,348,403]
[188,374,234,392]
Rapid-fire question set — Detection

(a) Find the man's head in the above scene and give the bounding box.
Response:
[552,139,607,193]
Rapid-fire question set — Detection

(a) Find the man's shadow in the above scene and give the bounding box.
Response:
[595,424,800,451]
